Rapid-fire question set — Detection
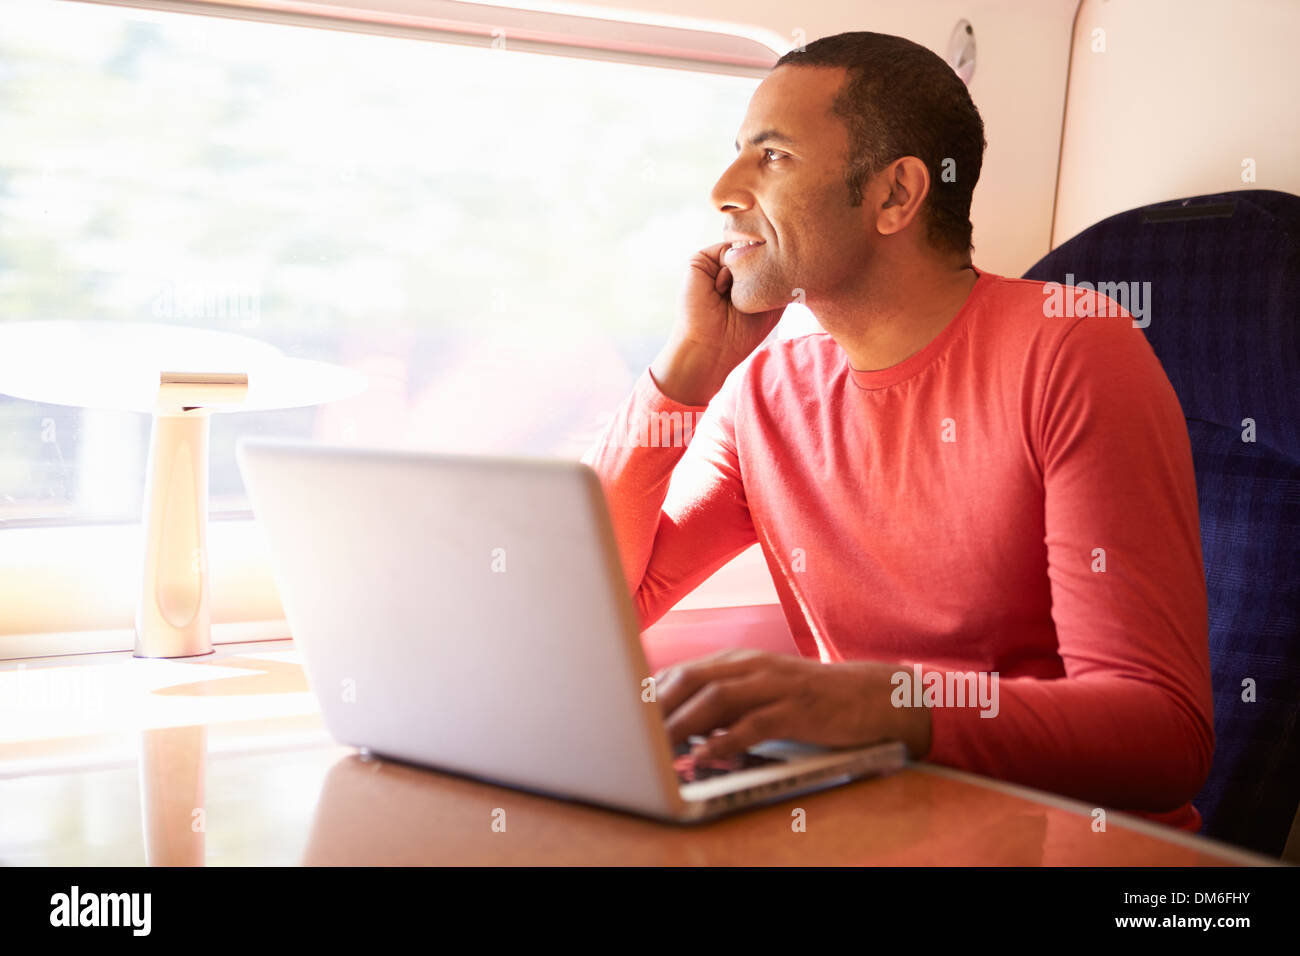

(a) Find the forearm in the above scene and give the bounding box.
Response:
[581,362,759,631]
[920,670,1213,811]
[581,370,699,597]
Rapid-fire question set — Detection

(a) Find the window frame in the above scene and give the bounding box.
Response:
[1,0,783,658]
[72,0,781,78]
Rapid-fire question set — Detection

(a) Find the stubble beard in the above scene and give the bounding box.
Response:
[729,258,793,315]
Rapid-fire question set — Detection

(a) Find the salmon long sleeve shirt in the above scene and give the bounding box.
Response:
[581,267,1215,832]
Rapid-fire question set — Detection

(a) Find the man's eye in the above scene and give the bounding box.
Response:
[764,149,784,162]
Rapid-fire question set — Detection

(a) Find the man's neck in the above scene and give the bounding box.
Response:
[812,258,979,373]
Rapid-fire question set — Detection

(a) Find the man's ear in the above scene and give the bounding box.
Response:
[873,156,931,238]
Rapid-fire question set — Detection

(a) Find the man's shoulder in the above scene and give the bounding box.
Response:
[742,330,843,390]
[980,273,1172,419]
[753,326,847,366]
[980,271,1144,335]
[952,272,1159,387]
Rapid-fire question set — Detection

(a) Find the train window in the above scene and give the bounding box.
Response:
[0,0,763,527]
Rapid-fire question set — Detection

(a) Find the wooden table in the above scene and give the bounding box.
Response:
[0,637,1273,866]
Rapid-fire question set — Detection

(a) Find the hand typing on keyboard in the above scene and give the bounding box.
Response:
[672,735,783,782]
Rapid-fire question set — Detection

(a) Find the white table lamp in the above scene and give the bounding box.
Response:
[0,321,367,658]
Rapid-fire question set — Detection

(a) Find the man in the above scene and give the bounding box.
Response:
[582,32,1213,831]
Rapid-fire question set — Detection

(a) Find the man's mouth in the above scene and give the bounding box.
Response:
[723,238,765,265]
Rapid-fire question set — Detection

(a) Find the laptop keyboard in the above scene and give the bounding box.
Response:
[672,739,786,783]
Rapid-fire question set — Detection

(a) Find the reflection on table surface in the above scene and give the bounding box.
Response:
[0,641,1274,866]
[0,715,1269,866]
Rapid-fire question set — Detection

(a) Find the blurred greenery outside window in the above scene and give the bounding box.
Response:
[0,0,765,525]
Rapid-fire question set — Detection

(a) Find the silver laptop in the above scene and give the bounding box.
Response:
[236,438,906,822]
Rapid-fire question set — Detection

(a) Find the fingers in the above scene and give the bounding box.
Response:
[715,264,733,295]
[701,240,730,263]
[689,241,728,277]
[683,241,738,311]
[653,649,766,713]
[696,700,793,760]
[663,671,785,746]
[702,242,733,295]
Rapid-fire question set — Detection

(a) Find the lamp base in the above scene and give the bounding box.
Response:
[134,409,214,659]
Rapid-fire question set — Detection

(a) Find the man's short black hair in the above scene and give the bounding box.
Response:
[774,31,986,258]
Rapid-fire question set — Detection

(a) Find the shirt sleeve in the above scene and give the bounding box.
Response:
[581,366,759,630]
[918,311,1215,813]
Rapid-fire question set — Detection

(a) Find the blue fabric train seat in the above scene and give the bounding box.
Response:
[1022,189,1300,856]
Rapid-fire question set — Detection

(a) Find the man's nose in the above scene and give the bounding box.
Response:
[710,158,753,214]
